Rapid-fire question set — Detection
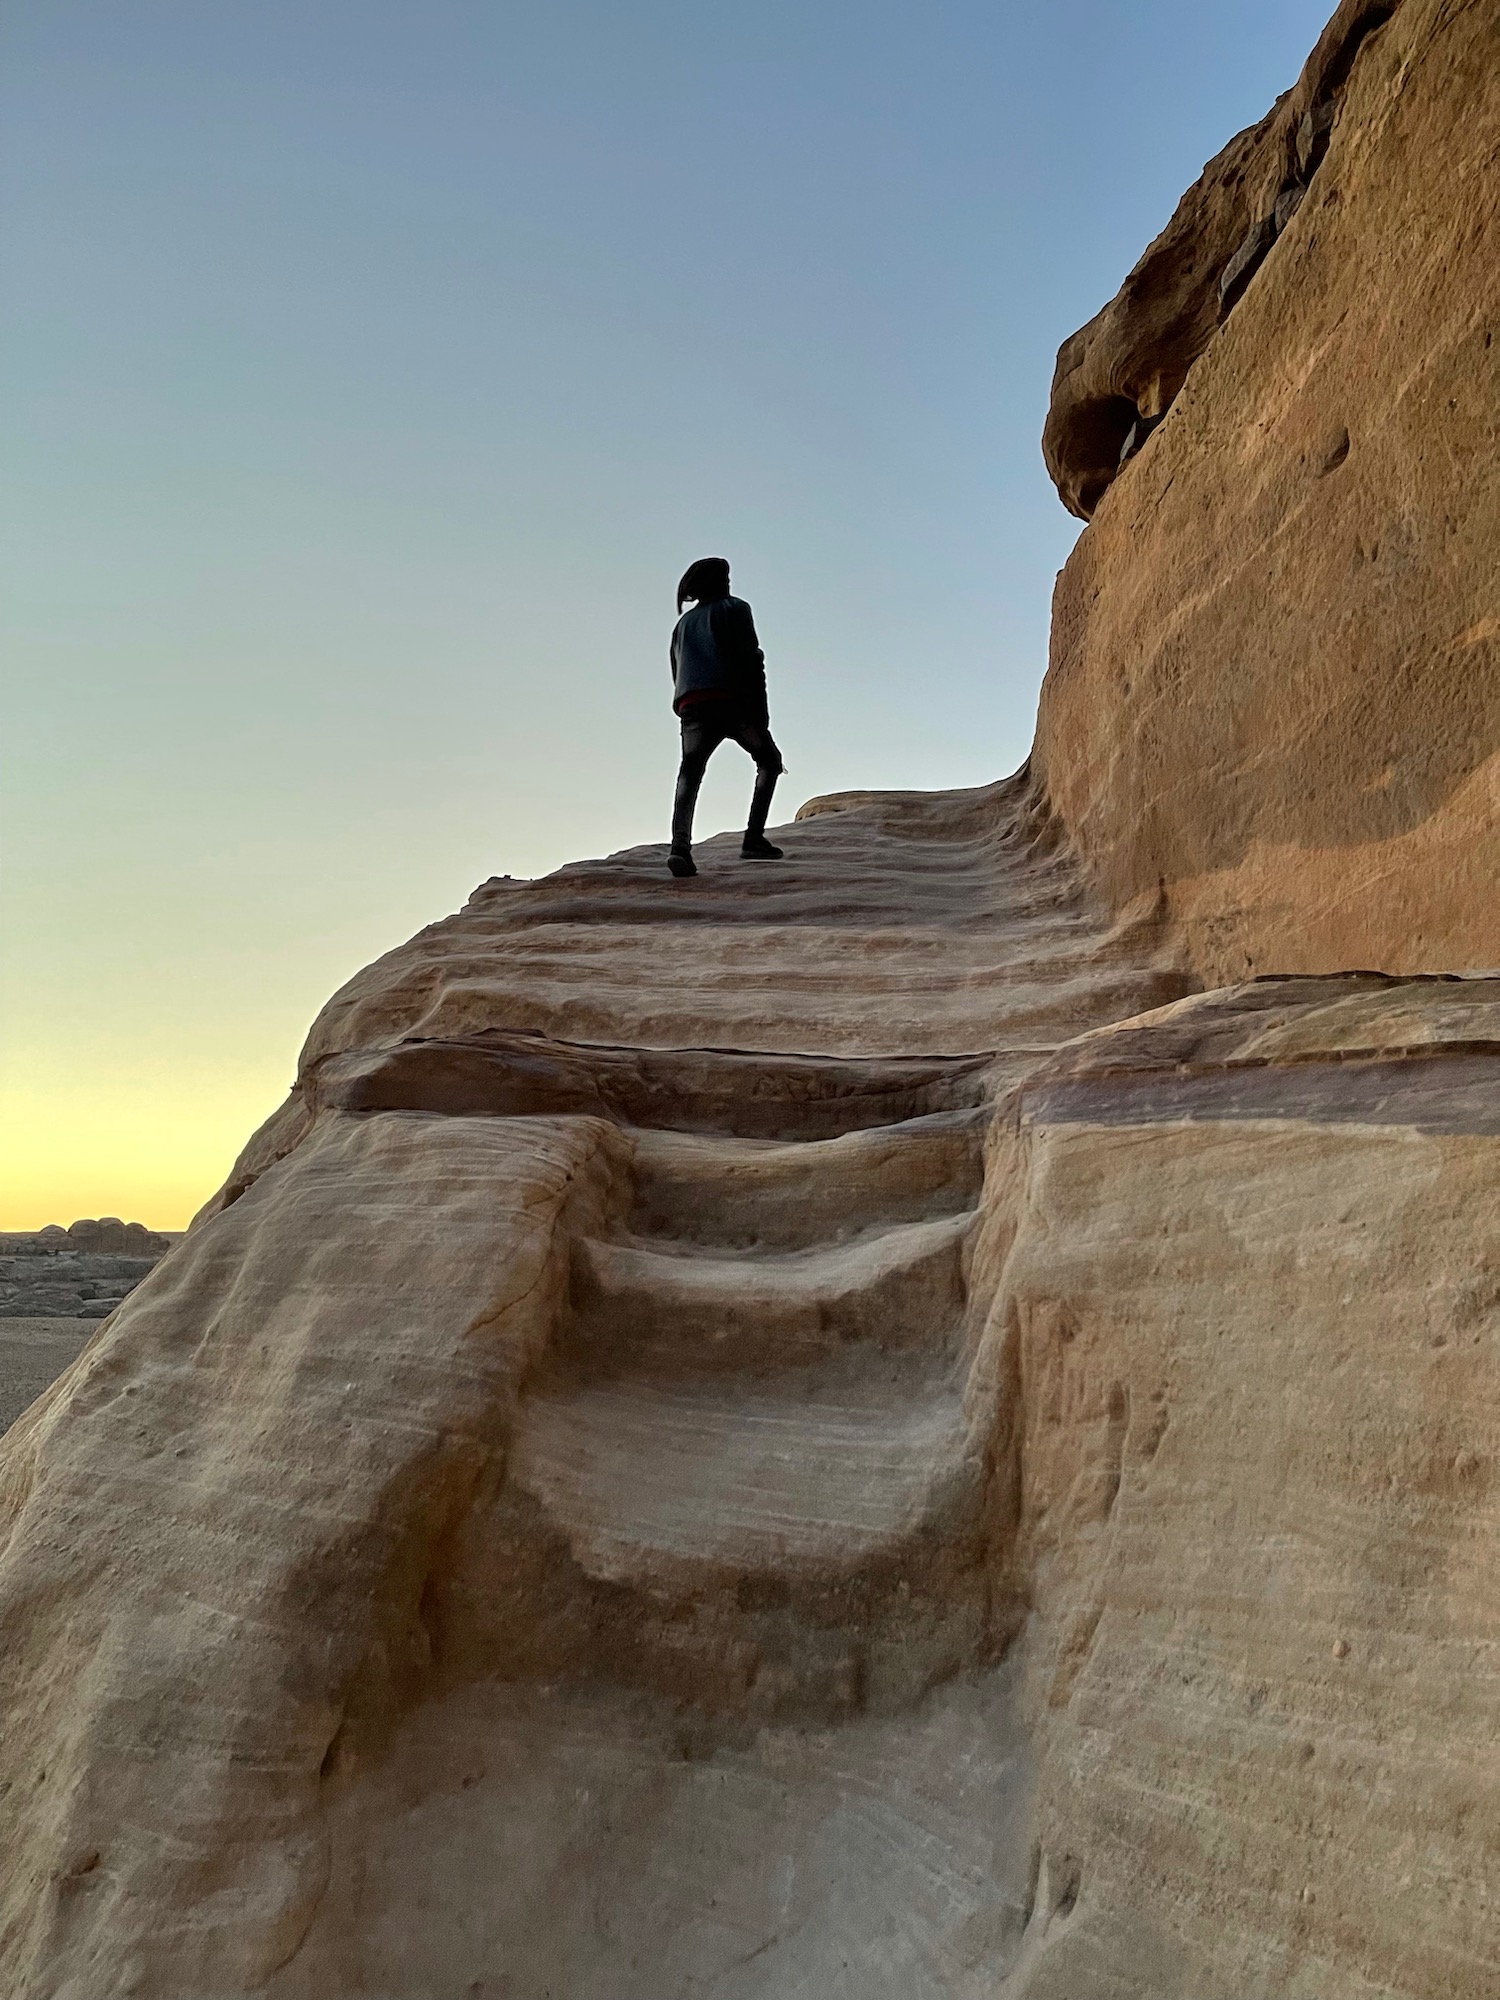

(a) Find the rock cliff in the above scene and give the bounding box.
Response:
[1037,0,1500,982]
[0,3,1497,1995]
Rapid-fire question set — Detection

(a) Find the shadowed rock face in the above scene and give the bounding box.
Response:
[1036,0,1500,980]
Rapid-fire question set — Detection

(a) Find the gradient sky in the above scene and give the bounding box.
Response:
[2,0,1334,1228]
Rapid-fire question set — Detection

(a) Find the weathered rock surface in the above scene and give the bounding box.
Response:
[1036,0,1500,981]
[1042,0,1405,523]
[997,976,1500,1996]
[2,776,1497,1995]
[2,2,1498,1993]
[0,787,1191,1997]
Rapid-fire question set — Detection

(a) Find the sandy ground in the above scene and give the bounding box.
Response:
[0,1319,93,1434]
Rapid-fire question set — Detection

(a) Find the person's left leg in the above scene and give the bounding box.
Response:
[728,718,786,858]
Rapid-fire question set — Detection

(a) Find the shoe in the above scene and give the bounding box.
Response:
[667,850,697,878]
[739,836,783,860]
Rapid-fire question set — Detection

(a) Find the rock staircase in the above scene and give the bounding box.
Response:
[30,774,1197,2000]
[304,776,1194,1739]
[251,783,1200,1993]
[506,1105,992,1717]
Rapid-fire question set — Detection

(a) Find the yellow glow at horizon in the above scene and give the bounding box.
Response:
[1,1064,287,1233]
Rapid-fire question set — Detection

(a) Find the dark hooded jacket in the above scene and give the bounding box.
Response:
[669,595,768,722]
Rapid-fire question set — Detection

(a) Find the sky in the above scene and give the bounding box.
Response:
[1,0,1335,1229]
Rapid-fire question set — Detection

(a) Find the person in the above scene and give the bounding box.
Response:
[666,556,786,878]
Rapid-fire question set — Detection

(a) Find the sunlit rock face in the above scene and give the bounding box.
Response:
[1041,0,1404,524]
[1037,0,1500,983]
[2,2,1499,1995]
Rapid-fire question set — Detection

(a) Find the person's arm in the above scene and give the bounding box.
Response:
[669,623,683,704]
[728,600,769,723]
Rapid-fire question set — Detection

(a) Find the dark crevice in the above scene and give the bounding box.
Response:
[1319,426,1352,475]
[1117,411,1163,471]
[1219,214,1280,317]
[1053,1857,1083,1921]
[1320,5,1396,97]
[318,1717,346,1783]
[1073,396,1143,515]
[1274,180,1307,234]
[1296,98,1339,178]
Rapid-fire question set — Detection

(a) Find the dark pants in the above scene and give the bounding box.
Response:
[671,703,784,852]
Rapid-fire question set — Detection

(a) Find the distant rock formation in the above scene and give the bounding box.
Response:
[0,1221,174,1322]
[0,1,1495,1995]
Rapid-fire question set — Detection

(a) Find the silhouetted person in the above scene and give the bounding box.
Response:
[667,557,785,879]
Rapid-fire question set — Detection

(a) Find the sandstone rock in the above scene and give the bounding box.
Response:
[1035,0,1500,980]
[0,788,1192,1997]
[1042,0,1403,521]
[196,775,1187,1227]
[63,1217,172,1256]
[4,779,1497,1994]
[0,1109,628,1993]
[0,2,1496,1993]
[987,976,1500,1994]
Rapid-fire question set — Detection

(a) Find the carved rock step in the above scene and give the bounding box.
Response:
[565,1212,974,1378]
[487,863,1104,932]
[626,1108,986,1251]
[403,939,1177,1061]
[468,810,1095,931]
[510,1376,977,1589]
[319,1037,994,1141]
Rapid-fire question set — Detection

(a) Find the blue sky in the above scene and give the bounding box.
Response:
[1,0,1334,1223]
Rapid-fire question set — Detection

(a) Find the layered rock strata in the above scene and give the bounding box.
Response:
[998,975,1500,1996]
[3,775,1497,1995]
[0,785,1192,1996]
[1036,0,1500,979]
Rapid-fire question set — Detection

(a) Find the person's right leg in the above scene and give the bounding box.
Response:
[669,711,725,876]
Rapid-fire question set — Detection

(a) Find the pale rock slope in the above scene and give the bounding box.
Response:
[3,787,1496,1997]
[0,783,1189,1997]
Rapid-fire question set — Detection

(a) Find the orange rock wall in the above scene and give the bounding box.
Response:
[1035,0,1500,983]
